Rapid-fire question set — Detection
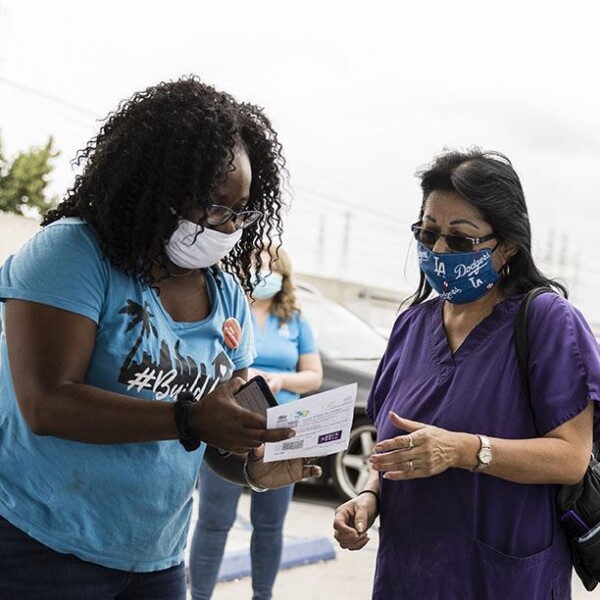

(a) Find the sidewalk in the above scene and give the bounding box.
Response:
[185,487,378,599]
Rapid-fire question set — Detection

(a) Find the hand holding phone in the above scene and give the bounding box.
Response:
[234,375,278,418]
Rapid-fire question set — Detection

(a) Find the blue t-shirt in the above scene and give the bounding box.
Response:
[0,218,255,572]
[251,312,317,404]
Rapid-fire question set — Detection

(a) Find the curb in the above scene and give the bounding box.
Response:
[218,536,336,582]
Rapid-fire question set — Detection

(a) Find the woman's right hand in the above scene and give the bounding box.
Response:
[189,377,294,453]
[333,493,379,551]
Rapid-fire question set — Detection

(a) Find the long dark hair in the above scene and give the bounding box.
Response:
[42,76,286,292]
[408,148,567,306]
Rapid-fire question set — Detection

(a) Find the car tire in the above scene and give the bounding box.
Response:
[330,417,377,501]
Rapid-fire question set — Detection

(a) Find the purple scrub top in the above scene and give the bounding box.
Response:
[366,293,600,600]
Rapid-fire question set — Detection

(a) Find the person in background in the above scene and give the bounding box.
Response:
[333,148,600,599]
[0,76,321,600]
[190,245,323,600]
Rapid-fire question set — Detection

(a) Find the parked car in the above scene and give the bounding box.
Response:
[296,282,388,500]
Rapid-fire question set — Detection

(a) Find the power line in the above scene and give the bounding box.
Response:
[0,76,99,118]
[295,184,415,222]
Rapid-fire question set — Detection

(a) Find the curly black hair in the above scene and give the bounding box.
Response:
[43,75,287,292]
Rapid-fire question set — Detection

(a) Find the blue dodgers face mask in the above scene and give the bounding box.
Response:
[416,242,500,304]
[251,271,283,300]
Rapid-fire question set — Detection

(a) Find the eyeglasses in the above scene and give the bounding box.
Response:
[202,204,262,230]
[411,222,496,253]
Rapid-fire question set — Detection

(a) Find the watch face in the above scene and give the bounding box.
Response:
[479,448,493,464]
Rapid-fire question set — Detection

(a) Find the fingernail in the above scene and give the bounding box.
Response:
[356,522,365,533]
[287,430,296,438]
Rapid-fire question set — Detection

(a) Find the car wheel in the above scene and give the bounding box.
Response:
[330,418,376,501]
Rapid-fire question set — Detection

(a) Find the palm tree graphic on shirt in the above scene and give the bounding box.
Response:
[117,299,234,398]
[119,300,158,374]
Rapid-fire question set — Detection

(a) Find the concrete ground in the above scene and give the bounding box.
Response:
[186,485,595,600]
[185,484,377,599]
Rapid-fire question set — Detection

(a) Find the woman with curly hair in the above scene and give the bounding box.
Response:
[0,76,321,600]
[190,245,323,600]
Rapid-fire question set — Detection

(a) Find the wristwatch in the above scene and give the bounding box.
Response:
[472,434,492,472]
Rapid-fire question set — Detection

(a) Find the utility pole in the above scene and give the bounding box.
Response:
[0,0,5,75]
[545,228,555,266]
[558,233,568,268]
[339,210,351,278]
[314,213,326,274]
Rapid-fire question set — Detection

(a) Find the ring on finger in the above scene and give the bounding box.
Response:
[406,434,415,450]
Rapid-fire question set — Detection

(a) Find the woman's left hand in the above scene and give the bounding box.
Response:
[370,411,462,480]
[247,368,266,380]
[246,445,322,489]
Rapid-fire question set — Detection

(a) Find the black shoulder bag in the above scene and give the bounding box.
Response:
[516,287,600,592]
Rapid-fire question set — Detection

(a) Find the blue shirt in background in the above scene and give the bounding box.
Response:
[250,311,317,404]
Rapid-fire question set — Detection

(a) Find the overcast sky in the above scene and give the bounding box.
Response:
[1,0,599,323]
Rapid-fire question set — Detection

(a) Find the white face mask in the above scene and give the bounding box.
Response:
[165,218,243,269]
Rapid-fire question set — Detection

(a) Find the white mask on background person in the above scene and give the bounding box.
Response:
[165,218,243,269]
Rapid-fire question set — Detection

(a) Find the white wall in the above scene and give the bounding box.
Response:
[0,213,40,264]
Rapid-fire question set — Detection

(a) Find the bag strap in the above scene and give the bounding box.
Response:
[515,287,555,398]
[516,287,599,454]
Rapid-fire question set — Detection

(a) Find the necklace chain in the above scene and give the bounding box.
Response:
[169,268,200,279]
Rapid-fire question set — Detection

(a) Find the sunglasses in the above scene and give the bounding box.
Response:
[411,223,496,253]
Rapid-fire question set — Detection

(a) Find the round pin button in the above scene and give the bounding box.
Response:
[223,317,242,350]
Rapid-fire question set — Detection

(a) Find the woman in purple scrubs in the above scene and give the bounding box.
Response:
[333,149,600,599]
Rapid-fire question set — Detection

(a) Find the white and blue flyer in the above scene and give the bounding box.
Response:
[263,383,357,462]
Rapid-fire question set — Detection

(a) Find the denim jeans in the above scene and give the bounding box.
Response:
[189,462,294,600]
[0,516,186,600]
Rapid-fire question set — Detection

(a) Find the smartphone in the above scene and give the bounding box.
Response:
[560,509,589,537]
[234,376,278,418]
